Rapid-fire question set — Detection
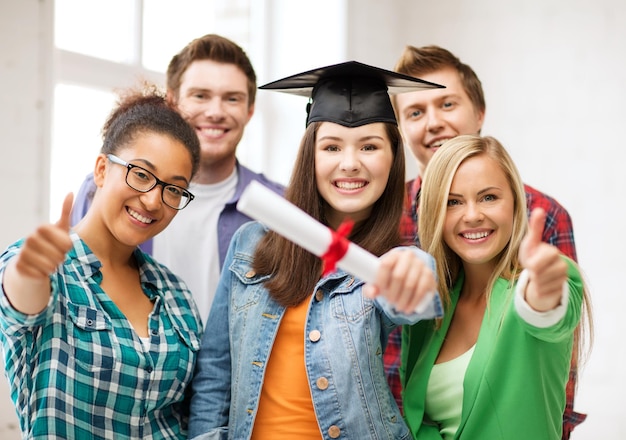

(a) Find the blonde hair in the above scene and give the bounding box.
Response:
[419,134,593,370]
[419,135,527,307]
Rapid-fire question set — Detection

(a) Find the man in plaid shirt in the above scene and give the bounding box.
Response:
[387,45,582,439]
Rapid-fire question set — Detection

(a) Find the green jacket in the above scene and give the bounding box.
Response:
[401,258,583,440]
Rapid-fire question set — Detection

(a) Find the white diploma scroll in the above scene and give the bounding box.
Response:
[237,180,380,283]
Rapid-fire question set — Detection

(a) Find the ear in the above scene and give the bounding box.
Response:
[93,154,108,188]
[246,103,255,123]
[475,108,486,134]
[166,88,177,106]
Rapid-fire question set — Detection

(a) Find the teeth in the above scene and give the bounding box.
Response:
[199,128,225,136]
[429,139,449,148]
[128,208,154,224]
[463,231,489,240]
[336,181,366,190]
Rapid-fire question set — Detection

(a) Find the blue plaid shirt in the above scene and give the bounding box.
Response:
[0,232,203,439]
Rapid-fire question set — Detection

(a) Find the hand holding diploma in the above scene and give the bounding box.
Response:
[237,181,437,314]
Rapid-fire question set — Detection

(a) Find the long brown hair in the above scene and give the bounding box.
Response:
[253,121,405,306]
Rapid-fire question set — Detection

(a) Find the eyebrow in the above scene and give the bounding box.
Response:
[317,135,385,142]
[132,158,190,186]
[449,186,502,198]
[186,87,246,97]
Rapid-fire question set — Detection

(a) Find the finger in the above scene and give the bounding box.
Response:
[56,193,74,231]
[389,257,420,312]
[527,208,546,249]
[382,251,414,308]
[373,253,396,302]
[520,208,546,264]
[16,229,70,279]
[412,269,437,313]
[362,284,379,299]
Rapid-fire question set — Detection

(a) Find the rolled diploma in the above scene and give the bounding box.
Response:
[237,180,380,283]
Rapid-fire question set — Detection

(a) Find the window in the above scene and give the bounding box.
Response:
[50,0,251,220]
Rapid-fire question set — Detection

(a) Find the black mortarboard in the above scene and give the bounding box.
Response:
[259,60,444,127]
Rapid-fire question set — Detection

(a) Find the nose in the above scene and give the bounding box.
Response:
[139,185,164,211]
[339,149,360,172]
[426,108,443,132]
[202,97,225,119]
[462,201,484,223]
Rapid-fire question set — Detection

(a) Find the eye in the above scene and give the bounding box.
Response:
[409,109,423,118]
[130,167,152,182]
[227,94,245,104]
[483,194,497,202]
[323,145,340,152]
[165,185,183,197]
[442,101,455,109]
[362,144,378,151]
[447,198,461,207]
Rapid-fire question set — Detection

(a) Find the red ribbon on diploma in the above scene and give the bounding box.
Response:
[321,218,354,276]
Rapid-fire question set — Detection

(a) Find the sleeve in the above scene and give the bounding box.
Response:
[70,173,97,226]
[512,257,583,343]
[188,231,241,440]
[525,185,578,262]
[514,269,568,328]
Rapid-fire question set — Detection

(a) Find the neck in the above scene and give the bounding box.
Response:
[73,217,137,269]
[460,262,495,301]
[193,156,237,184]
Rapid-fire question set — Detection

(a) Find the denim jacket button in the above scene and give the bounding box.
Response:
[245,270,256,278]
[316,377,329,390]
[315,289,324,302]
[308,329,321,342]
[328,425,341,438]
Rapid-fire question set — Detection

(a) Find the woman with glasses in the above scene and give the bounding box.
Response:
[0,85,203,439]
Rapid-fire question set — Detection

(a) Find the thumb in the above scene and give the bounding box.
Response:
[56,193,74,231]
[520,207,546,262]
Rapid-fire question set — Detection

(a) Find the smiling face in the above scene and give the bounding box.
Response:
[314,122,394,229]
[92,131,194,247]
[174,59,254,182]
[443,154,514,273]
[394,67,485,176]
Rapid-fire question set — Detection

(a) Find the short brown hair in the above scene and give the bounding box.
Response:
[394,45,485,114]
[166,34,257,107]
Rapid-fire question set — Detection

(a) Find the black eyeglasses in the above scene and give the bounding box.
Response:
[107,154,195,210]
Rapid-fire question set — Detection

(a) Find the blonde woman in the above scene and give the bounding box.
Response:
[401,135,592,440]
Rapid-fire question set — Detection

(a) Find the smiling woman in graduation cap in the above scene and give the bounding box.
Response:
[188,61,444,440]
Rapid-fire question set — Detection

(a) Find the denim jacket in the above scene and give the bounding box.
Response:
[189,221,442,440]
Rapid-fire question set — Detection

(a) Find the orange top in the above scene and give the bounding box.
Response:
[251,298,322,439]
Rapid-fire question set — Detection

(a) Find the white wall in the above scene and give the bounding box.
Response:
[386,1,623,438]
[0,0,623,438]
[0,0,52,251]
[0,2,51,437]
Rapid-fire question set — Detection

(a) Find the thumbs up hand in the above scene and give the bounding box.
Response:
[518,208,568,312]
[14,193,75,280]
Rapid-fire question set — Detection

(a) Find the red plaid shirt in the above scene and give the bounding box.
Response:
[386,177,584,439]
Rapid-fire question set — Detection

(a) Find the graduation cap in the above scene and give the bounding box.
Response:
[259,60,445,127]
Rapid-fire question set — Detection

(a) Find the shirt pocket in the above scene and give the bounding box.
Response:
[166,310,202,393]
[228,255,271,311]
[330,281,373,323]
[67,302,117,373]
